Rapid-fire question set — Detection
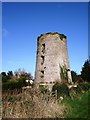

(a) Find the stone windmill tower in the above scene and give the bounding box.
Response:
[35,32,72,84]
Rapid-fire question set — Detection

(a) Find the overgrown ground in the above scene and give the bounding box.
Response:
[2,85,90,118]
[2,88,66,118]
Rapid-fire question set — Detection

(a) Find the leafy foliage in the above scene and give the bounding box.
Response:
[77,83,90,92]
[1,72,8,83]
[81,59,90,82]
[71,71,78,83]
[2,68,33,90]
[71,71,83,83]
[52,82,69,98]
[71,59,90,83]
[69,82,90,100]
[7,71,13,79]
[60,64,68,81]
[2,79,25,90]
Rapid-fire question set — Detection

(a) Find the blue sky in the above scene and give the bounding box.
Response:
[2,2,88,77]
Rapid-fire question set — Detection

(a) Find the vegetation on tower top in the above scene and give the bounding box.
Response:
[37,32,67,41]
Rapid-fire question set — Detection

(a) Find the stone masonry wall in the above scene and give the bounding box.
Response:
[35,32,72,84]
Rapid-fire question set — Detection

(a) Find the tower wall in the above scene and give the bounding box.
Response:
[35,32,72,83]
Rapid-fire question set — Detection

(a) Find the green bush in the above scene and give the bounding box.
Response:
[2,78,26,90]
[52,82,69,98]
[2,81,18,90]
[69,83,90,99]
[69,87,81,99]
[77,83,90,92]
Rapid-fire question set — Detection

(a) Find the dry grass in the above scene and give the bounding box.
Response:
[2,87,66,118]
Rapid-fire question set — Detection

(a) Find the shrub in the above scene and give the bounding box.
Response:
[17,78,26,88]
[69,87,81,99]
[2,78,26,90]
[77,83,90,92]
[52,82,69,98]
[2,81,18,90]
[69,83,90,99]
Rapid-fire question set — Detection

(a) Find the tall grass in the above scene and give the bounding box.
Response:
[2,88,66,118]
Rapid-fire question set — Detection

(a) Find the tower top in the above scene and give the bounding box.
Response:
[37,32,67,41]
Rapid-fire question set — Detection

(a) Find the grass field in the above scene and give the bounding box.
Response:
[63,91,90,118]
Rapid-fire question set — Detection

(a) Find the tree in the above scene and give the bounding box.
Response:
[20,72,33,80]
[14,71,19,79]
[71,71,78,83]
[2,69,33,90]
[71,71,83,83]
[81,59,90,82]
[7,71,13,79]
[1,72,6,76]
[14,68,33,80]
[1,72,8,83]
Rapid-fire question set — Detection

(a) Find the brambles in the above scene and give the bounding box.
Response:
[52,82,69,98]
